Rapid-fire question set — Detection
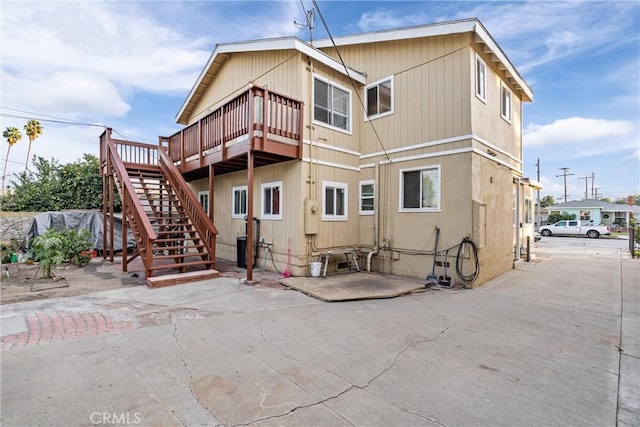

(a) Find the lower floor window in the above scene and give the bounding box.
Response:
[323,181,348,220]
[198,191,209,215]
[400,166,441,211]
[261,181,282,220]
[525,197,533,223]
[232,186,247,218]
[359,180,375,215]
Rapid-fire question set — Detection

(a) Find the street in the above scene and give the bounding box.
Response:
[1,239,638,426]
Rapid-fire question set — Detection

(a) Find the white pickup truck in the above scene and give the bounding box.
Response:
[538,220,611,239]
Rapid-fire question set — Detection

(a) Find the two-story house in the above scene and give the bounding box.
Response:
[101,18,539,287]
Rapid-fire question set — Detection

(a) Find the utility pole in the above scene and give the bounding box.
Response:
[295,7,315,45]
[578,175,591,200]
[535,158,541,227]
[594,187,603,200]
[556,167,574,203]
[591,172,595,199]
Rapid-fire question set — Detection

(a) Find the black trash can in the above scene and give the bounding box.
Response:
[236,236,247,268]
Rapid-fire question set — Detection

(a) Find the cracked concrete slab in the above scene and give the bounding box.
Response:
[280,272,425,301]
[1,240,637,426]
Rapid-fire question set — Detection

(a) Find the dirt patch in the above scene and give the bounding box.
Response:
[1,260,124,305]
[1,257,287,305]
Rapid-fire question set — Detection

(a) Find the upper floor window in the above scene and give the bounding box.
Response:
[501,84,512,123]
[313,75,351,132]
[232,185,247,219]
[399,166,441,212]
[365,76,393,120]
[359,180,375,215]
[198,191,209,215]
[476,55,486,102]
[261,181,282,220]
[322,181,348,221]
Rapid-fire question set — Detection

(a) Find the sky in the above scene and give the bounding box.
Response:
[1,0,639,203]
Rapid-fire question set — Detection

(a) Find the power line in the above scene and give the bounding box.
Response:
[556,167,574,203]
[311,0,390,162]
[578,175,592,200]
[0,112,105,128]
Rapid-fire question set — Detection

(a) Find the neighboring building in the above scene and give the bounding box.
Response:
[547,199,634,228]
[536,207,549,226]
[103,18,539,287]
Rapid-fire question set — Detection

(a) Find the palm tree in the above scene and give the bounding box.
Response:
[2,127,23,191]
[23,120,43,173]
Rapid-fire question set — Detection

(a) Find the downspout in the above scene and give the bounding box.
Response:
[367,161,380,271]
[514,177,521,261]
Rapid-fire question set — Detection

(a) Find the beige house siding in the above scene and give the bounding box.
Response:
[177,23,534,286]
[471,155,517,283]
[186,50,304,126]
[322,34,473,154]
[470,46,523,164]
[190,161,307,275]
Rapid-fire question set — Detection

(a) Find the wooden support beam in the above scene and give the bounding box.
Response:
[247,150,254,282]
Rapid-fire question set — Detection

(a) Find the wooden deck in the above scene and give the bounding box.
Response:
[160,86,304,180]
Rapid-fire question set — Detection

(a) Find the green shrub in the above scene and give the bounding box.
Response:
[547,211,576,224]
[30,228,92,278]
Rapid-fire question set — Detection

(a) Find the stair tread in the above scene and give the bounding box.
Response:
[148,260,213,270]
[154,237,200,243]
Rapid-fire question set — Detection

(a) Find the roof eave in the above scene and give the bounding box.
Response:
[175,38,366,125]
[314,18,533,102]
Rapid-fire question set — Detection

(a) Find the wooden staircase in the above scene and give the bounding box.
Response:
[100,129,220,287]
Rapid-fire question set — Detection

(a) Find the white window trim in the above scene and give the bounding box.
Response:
[513,189,517,227]
[231,185,247,219]
[322,180,348,221]
[198,191,209,215]
[475,54,487,104]
[398,165,442,212]
[364,75,394,121]
[525,197,533,224]
[312,73,353,135]
[501,83,512,123]
[359,180,375,216]
[260,181,283,220]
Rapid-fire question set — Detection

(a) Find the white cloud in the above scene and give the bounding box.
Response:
[454,1,639,71]
[356,9,430,32]
[1,2,212,94]
[345,1,638,72]
[1,71,130,119]
[524,117,637,148]
[626,149,640,161]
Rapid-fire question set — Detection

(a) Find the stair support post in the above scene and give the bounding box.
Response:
[247,150,254,282]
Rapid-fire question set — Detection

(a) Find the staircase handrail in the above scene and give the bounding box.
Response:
[105,138,158,248]
[157,147,218,256]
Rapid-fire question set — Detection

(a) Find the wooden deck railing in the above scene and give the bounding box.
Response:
[164,86,303,167]
[100,130,157,272]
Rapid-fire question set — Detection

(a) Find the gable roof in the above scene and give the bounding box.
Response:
[548,199,634,212]
[176,37,366,124]
[313,18,533,103]
[176,18,533,125]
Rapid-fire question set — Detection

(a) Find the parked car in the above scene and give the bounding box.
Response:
[538,220,611,239]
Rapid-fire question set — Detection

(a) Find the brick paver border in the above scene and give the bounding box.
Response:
[1,310,134,351]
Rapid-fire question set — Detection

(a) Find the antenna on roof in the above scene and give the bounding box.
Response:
[294,2,316,45]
